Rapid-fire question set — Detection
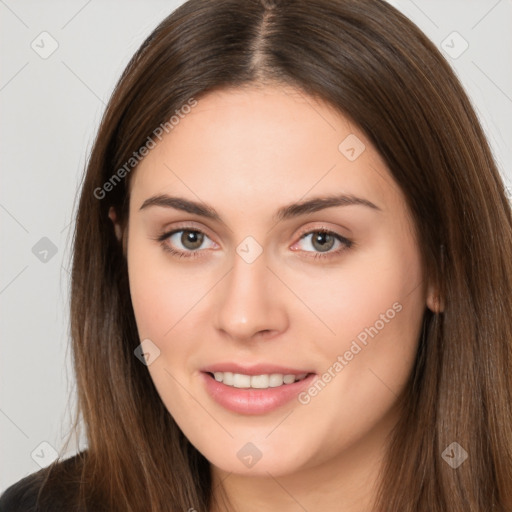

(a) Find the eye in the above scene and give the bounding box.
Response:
[155,226,353,261]
[157,228,216,258]
[292,229,353,259]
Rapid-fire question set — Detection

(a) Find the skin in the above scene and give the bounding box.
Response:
[110,84,440,511]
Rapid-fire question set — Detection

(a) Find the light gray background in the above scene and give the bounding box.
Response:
[1,0,511,492]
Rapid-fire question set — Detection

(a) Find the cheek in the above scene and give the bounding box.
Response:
[127,243,204,420]
[293,253,425,449]
[127,237,206,340]
[290,234,423,344]
[128,267,171,340]
[294,230,425,392]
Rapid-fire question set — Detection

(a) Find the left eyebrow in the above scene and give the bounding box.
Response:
[274,193,381,222]
[138,193,381,222]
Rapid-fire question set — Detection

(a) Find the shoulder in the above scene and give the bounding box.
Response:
[0,451,86,512]
[0,469,43,512]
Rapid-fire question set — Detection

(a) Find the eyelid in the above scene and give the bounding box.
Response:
[159,221,219,243]
[160,220,215,236]
[295,223,351,239]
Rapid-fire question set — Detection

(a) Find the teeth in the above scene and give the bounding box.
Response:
[233,373,251,388]
[222,372,234,385]
[269,374,284,387]
[251,374,269,388]
[211,372,308,389]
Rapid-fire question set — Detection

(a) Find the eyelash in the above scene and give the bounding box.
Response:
[155,227,353,261]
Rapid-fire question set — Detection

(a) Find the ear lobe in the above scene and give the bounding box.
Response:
[426,281,444,313]
[108,206,123,242]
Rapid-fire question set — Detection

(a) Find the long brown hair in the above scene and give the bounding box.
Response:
[37,0,512,510]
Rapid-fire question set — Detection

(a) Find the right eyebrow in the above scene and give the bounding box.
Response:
[139,194,221,221]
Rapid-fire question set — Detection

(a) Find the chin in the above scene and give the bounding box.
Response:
[194,433,317,478]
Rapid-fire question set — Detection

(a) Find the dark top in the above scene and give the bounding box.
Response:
[0,452,86,511]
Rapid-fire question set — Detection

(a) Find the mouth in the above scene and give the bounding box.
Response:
[200,366,317,415]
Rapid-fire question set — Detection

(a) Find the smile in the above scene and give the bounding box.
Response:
[201,370,316,415]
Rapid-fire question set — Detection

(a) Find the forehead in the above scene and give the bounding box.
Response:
[129,85,401,218]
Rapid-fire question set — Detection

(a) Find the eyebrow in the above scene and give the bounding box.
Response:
[139,193,381,222]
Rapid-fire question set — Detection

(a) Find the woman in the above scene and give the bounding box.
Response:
[1,0,511,510]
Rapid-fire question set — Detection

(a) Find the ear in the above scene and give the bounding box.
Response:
[426,280,444,313]
[108,206,123,242]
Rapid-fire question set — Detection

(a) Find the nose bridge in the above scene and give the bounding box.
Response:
[214,244,287,340]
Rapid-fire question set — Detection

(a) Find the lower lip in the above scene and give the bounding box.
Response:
[200,372,316,415]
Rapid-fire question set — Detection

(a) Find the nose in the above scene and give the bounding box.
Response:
[213,249,289,342]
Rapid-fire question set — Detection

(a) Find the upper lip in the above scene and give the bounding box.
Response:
[201,363,315,376]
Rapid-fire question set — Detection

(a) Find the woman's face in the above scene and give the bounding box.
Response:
[122,85,435,479]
